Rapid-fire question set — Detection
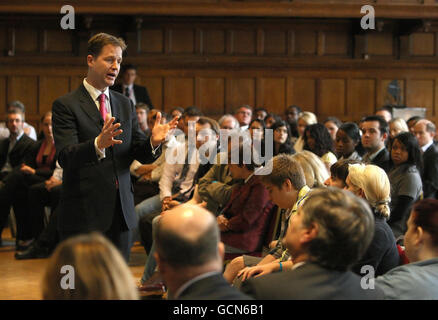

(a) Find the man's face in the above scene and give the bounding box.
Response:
[136,108,147,126]
[220,117,236,131]
[283,206,307,258]
[122,68,136,86]
[413,122,434,147]
[6,113,24,136]
[264,181,296,209]
[235,107,252,126]
[256,110,267,121]
[196,122,214,149]
[361,121,386,151]
[286,107,300,124]
[87,44,122,90]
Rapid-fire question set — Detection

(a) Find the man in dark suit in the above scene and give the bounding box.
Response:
[241,188,384,300]
[414,119,438,199]
[361,115,392,172]
[0,108,37,242]
[154,204,250,300]
[111,64,153,107]
[52,33,177,261]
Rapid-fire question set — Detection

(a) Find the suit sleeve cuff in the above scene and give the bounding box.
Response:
[94,137,106,160]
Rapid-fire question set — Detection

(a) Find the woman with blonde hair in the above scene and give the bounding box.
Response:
[291,150,329,188]
[389,118,409,140]
[345,164,399,276]
[293,111,317,153]
[42,232,138,300]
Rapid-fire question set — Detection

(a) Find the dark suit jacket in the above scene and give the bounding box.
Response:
[0,134,36,174]
[52,84,160,233]
[177,273,252,300]
[112,83,153,107]
[422,143,438,199]
[241,262,384,300]
[371,147,392,173]
[24,140,57,179]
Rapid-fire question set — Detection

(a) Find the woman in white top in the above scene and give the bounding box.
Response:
[293,111,317,153]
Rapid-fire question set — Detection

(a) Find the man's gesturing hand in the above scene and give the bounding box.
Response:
[151,112,179,147]
[97,115,123,150]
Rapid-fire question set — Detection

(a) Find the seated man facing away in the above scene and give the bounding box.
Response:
[241,188,384,300]
[375,199,438,299]
[154,204,251,300]
[223,154,310,283]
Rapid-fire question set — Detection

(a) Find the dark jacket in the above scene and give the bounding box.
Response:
[422,143,438,199]
[371,148,392,173]
[0,134,36,173]
[52,84,160,233]
[241,262,384,300]
[111,83,153,107]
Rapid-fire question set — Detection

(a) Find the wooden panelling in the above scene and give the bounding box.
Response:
[295,30,317,55]
[0,76,6,117]
[164,77,195,109]
[319,79,346,118]
[70,76,85,91]
[39,76,70,114]
[196,77,225,115]
[138,77,163,109]
[231,29,257,55]
[15,28,38,54]
[225,78,256,113]
[348,79,376,119]
[169,28,195,54]
[203,29,226,54]
[367,33,394,56]
[289,78,316,113]
[7,76,38,115]
[257,78,286,114]
[264,30,287,55]
[324,31,350,56]
[45,30,73,53]
[140,29,164,54]
[410,33,435,56]
[406,79,435,115]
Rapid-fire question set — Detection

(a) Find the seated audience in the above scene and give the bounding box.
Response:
[346,164,400,276]
[291,151,329,188]
[217,142,273,254]
[0,101,37,141]
[170,107,184,119]
[324,116,342,143]
[375,199,438,299]
[388,117,409,149]
[0,111,54,249]
[264,112,282,129]
[414,119,438,199]
[407,115,422,134]
[42,232,138,300]
[361,115,392,172]
[223,155,310,283]
[294,111,317,153]
[335,122,363,161]
[241,188,383,300]
[303,123,337,170]
[284,105,302,138]
[218,114,239,132]
[324,159,359,189]
[135,103,150,136]
[271,120,295,156]
[154,204,250,300]
[388,132,423,238]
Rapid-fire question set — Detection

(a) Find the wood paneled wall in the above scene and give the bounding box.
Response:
[1,15,438,132]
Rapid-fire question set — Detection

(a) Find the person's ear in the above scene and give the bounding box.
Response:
[300,222,318,245]
[414,226,425,247]
[218,241,225,262]
[86,55,94,68]
[382,132,388,142]
[283,179,293,193]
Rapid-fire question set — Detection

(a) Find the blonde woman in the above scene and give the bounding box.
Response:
[42,233,138,300]
[389,118,409,140]
[294,111,317,153]
[345,164,399,276]
[291,151,329,188]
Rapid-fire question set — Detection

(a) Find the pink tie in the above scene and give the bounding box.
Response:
[99,93,107,121]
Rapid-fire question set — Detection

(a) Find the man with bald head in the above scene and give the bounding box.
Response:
[414,119,438,199]
[153,204,250,300]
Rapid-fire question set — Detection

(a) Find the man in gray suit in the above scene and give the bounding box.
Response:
[241,188,384,300]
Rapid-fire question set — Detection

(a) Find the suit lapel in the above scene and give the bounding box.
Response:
[109,90,121,122]
[78,84,104,131]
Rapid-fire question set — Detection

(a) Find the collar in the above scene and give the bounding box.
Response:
[421,140,434,153]
[367,146,386,161]
[11,130,24,142]
[83,78,110,103]
[173,271,222,299]
[290,185,310,217]
[122,83,134,90]
[291,261,306,270]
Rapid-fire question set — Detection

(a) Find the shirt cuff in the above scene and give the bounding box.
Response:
[94,137,106,160]
[150,138,161,156]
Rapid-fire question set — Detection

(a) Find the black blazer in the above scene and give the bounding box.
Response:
[177,273,252,300]
[422,143,438,199]
[24,140,58,179]
[241,262,384,300]
[52,84,160,233]
[111,83,153,107]
[0,134,36,173]
[371,148,392,173]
